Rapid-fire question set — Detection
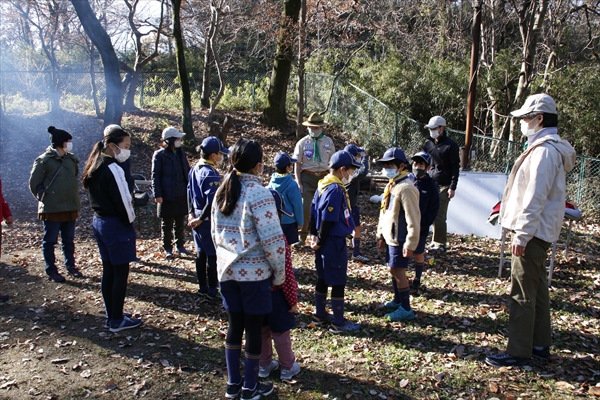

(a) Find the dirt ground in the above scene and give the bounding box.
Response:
[1,110,599,400]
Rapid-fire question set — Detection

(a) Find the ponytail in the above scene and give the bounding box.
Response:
[82,141,105,189]
[214,138,263,216]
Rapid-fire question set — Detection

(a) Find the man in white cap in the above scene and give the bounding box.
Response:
[422,115,460,253]
[293,112,335,247]
[485,93,575,367]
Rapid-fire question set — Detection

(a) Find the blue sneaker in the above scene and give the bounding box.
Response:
[329,320,361,334]
[384,300,401,310]
[385,306,416,321]
[109,316,142,333]
[311,313,334,326]
[104,313,133,329]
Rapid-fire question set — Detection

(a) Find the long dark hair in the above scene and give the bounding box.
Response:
[82,128,130,189]
[215,138,263,216]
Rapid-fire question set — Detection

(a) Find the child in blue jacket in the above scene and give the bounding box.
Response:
[410,151,440,292]
[187,137,229,301]
[267,153,304,246]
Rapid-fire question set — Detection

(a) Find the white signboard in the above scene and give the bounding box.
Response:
[447,171,507,239]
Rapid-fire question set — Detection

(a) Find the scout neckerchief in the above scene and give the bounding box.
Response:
[197,158,216,168]
[317,173,352,211]
[381,170,409,212]
[309,132,324,162]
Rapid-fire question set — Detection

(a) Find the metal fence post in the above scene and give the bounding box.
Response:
[139,73,145,108]
[251,74,256,112]
[577,156,585,204]
[394,112,399,147]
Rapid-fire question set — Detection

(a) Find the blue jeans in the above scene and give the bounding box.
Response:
[42,220,76,275]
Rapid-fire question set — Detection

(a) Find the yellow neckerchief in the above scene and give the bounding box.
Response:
[101,152,113,158]
[318,173,352,211]
[197,158,215,168]
[381,170,409,211]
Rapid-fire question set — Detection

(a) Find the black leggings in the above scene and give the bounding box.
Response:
[101,261,130,320]
[316,278,345,298]
[195,253,217,288]
[226,312,264,355]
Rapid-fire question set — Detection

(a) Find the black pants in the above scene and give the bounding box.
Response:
[101,261,130,320]
[161,215,185,250]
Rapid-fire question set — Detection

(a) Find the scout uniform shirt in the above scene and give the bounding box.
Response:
[311,175,355,237]
[294,134,335,173]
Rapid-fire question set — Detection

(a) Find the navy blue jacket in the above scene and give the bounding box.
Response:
[414,174,440,230]
[345,154,369,208]
[423,135,460,190]
[152,148,190,201]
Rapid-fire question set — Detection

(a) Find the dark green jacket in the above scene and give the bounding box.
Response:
[29,146,81,214]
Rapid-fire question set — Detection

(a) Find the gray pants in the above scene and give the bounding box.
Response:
[299,172,323,243]
[507,237,552,358]
[432,185,450,247]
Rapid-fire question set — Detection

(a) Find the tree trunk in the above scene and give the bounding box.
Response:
[296,0,306,139]
[89,47,102,118]
[71,0,123,126]
[261,0,301,128]
[207,1,226,120]
[171,0,194,140]
[124,70,141,110]
[200,21,215,109]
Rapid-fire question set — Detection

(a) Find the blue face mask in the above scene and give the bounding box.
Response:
[383,168,398,179]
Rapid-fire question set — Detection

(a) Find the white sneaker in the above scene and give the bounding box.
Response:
[258,360,279,378]
[280,361,300,380]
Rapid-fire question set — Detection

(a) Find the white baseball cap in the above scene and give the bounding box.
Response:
[162,126,185,140]
[425,116,446,129]
[510,93,557,117]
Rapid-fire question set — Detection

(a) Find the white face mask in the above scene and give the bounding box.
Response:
[65,142,73,153]
[383,168,399,179]
[520,118,541,137]
[308,127,323,138]
[114,145,131,163]
[174,139,182,148]
[340,169,351,184]
[430,129,440,139]
[215,153,224,165]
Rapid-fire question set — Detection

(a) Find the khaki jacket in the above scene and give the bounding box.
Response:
[377,175,421,250]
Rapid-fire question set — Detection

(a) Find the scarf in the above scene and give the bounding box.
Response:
[108,163,135,223]
[381,170,409,212]
[317,174,351,211]
[310,132,324,162]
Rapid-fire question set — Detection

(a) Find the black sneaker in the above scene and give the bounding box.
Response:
[225,379,243,399]
[410,279,421,294]
[241,382,274,400]
[47,271,66,282]
[485,352,529,367]
[109,316,142,333]
[532,347,550,360]
[67,267,84,278]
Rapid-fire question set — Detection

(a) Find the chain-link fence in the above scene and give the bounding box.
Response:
[1,69,598,215]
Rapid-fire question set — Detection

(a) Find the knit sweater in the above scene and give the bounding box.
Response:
[211,174,286,285]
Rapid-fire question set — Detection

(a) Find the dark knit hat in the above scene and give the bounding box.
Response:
[48,126,72,147]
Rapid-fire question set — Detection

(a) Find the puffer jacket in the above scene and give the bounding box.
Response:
[499,131,576,246]
[29,146,81,214]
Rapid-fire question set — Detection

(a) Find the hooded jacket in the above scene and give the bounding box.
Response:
[499,130,576,246]
[267,173,304,227]
[29,146,81,214]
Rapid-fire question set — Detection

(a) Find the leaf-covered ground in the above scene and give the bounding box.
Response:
[0,109,599,399]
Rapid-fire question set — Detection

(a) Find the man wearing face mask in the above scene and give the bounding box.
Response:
[422,116,460,253]
[152,126,191,259]
[486,93,576,368]
[293,112,335,247]
[29,126,82,282]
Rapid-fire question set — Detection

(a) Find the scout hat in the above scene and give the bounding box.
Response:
[302,112,328,127]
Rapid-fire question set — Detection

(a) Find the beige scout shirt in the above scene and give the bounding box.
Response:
[293,135,335,173]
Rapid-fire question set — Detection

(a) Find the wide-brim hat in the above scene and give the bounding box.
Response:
[269,189,293,217]
[302,112,328,127]
[510,93,558,118]
[376,147,408,165]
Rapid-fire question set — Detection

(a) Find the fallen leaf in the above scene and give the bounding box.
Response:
[399,379,409,388]
[489,382,499,393]
[80,369,92,378]
[556,381,575,391]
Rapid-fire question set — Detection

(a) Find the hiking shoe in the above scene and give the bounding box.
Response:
[258,360,280,378]
[311,313,334,326]
[109,316,142,333]
[47,271,66,282]
[104,313,132,329]
[280,361,301,381]
[291,241,305,249]
[241,381,274,400]
[165,249,173,259]
[532,347,550,360]
[428,245,446,254]
[205,290,222,302]
[177,246,192,256]
[67,267,84,278]
[329,320,361,334]
[384,300,401,310]
[351,254,370,262]
[485,352,529,367]
[0,294,9,302]
[225,379,243,399]
[385,306,416,322]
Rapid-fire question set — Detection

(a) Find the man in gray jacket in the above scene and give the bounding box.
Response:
[486,94,576,367]
[29,126,82,282]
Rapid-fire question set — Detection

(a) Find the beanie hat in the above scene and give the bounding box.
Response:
[48,126,72,147]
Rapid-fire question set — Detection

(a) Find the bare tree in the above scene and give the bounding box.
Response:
[72,0,123,125]
[171,0,194,139]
